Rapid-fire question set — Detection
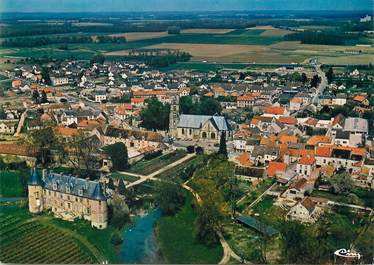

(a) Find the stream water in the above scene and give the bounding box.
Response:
[119,209,164,264]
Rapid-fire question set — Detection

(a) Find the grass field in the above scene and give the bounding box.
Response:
[109,32,169,41]
[127,150,186,175]
[110,172,140,183]
[156,191,223,264]
[0,170,27,198]
[249,26,292,37]
[0,206,99,264]
[180,28,234,34]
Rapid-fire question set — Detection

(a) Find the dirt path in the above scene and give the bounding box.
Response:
[182,181,243,265]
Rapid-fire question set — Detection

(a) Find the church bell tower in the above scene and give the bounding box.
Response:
[169,96,179,137]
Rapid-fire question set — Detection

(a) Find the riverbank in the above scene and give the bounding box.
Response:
[156,191,223,264]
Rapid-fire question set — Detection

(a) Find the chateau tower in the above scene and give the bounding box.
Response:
[28,168,44,214]
[90,183,108,229]
[169,96,180,138]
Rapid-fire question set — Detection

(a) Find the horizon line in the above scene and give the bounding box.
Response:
[0,10,372,14]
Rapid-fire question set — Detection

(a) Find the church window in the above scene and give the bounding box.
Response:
[202,132,207,138]
[182,128,185,134]
[211,133,216,139]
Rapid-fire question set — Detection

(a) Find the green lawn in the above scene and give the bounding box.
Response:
[156,191,223,264]
[311,190,368,206]
[0,170,27,197]
[157,154,206,182]
[238,179,274,212]
[251,195,274,215]
[128,150,186,175]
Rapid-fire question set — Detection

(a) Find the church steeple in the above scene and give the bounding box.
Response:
[169,96,179,136]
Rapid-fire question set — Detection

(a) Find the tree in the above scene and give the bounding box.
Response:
[280,221,316,263]
[110,230,123,245]
[109,194,130,229]
[301,73,308,84]
[0,108,6,119]
[326,67,334,84]
[310,74,320,88]
[61,131,101,175]
[196,197,223,246]
[107,178,115,190]
[26,127,58,165]
[140,98,170,131]
[40,91,48,103]
[91,53,105,64]
[179,96,194,114]
[168,26,181,34]
[41,67,51,85]
[154,182,185,215]
[32,90,40,103]
[198,97,222,115]
[329,172,354,194]
[218,131,228,158]
[104,143,129,171]
[224,174,241,218]
[117,179,126,196]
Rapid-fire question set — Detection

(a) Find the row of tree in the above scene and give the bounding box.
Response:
[284,31,360,45]
[2,35,126,48]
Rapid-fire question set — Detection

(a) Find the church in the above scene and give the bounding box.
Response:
[169,99,232,143]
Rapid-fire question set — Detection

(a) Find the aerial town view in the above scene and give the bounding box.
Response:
[0,0,373,264]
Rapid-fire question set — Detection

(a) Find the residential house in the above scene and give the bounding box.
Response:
[250,145,280,165]
[0,120,18,134]
[287,197,321,223]
[296,155,316,177]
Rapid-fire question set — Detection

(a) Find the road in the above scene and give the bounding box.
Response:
[14,109,28,136]
[291,64,327,117]
[120,153,196,188]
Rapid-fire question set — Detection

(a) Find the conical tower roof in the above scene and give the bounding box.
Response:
[92,183,106,201]
[28,168,43,186]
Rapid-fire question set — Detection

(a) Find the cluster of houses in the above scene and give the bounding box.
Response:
[231,110,373,222]
[1,59,373,225]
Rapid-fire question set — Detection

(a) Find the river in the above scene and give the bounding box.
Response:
[120,209,164,264]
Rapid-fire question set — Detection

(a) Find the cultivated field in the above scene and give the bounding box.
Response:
[0,208,98,264]
[72,22,113,27]
[180,28,234,34]
[249,26,292,36]
[109,32,169,41]
[131,43,267,57]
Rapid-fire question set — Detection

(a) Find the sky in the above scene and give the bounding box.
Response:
[1,0,372,12]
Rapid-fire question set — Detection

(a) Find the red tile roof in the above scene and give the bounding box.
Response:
[267,161,287,177]
[263,106,286,115]
[298,155,316,165]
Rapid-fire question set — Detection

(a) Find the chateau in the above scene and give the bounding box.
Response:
[28,169,108,229]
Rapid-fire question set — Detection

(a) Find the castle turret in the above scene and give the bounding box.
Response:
[90,183,108,229]
[28,168,44,214]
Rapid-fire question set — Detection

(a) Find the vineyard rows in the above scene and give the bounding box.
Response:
[0,215,97,264]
